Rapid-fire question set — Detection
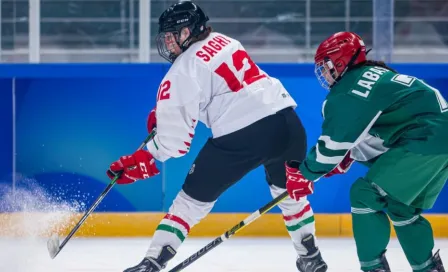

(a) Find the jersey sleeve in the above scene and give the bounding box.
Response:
[299,93,383,181]
[146,72,201,162]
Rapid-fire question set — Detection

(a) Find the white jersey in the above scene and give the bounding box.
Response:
[146,32,297,162]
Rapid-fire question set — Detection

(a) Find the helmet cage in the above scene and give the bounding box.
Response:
[315,57,338,90]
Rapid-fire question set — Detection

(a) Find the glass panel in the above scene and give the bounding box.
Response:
[350,0,373,17]
[2,0,447,63]
[394,0,448,62]
[1,0,29,63]
[311,0,346,18]
[39,0,138,62]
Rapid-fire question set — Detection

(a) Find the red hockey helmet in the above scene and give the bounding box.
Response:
[314,32,367,90]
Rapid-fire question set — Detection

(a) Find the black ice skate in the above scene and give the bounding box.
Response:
[365,251,390,272]
[296,234,328,272]
[426,250,445,272]
[124,245,176,272]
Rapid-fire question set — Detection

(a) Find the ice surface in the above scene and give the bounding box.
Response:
[0,237,447,271]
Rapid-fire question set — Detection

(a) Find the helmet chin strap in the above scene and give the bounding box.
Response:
[168,24,206,62]
[329,47,362,88]
[169,30,194,62]
[177,28,195,51]
[180,36,193,51]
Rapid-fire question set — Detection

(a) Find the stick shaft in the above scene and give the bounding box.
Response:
[55,180,116,256]
[52,131,156,258]
[168,191,289,272]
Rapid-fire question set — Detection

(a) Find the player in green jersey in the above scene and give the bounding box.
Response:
[284,32,447,272]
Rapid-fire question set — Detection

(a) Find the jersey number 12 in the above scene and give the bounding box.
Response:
[214,49,266,92]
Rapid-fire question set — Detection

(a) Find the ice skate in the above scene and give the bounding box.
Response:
[296,234,328,272]
[365,251,390,272]
[427,250,445,272]
[124,245,176,272]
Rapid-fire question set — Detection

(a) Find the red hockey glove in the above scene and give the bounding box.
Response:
[106,150,160,185]
[285,161,314,201]
[147,107,157,133]
[324,151,354,178]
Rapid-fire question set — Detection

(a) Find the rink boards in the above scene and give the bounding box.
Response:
[1,212,448,238]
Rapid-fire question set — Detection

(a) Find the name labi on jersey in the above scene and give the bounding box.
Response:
[351,66,389,99]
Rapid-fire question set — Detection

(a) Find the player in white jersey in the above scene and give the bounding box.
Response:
[106,2,327,272]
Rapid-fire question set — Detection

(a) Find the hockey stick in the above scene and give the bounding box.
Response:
[167,191,289,272]
[47,129,157,259]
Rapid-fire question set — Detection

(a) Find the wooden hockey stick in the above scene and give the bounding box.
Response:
[47,129,156,259]
[167,191,289,272]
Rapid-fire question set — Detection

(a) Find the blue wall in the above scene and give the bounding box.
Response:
[0,64,447,213]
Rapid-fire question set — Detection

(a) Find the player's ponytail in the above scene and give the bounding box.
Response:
[353,60,398,73]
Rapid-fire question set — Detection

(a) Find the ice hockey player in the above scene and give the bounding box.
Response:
[285,31,447,272]
[106,1,328,272]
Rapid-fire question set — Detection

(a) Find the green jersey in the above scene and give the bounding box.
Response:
[300,65,448,181]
